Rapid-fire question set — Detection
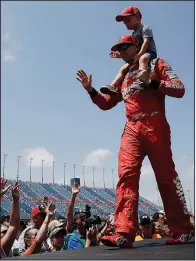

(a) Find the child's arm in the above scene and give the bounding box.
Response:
[138,38,150,57]
[135,25,153,61]
[110,63,130,87]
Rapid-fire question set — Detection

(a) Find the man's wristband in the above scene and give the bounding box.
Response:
[88,88,98,98]
[148,80,160,90]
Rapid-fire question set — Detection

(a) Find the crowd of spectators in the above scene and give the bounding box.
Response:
[0,178,194,257]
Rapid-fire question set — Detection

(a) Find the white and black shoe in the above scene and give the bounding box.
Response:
[165,232,192,245]
[100,85,118,95]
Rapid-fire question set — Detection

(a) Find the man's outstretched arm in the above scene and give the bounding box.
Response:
[76,70,122,110]
[149,58,185,98]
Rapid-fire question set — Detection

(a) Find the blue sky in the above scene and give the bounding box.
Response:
[1,1,194,209]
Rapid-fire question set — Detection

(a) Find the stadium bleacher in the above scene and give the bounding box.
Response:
[0,180,162,219]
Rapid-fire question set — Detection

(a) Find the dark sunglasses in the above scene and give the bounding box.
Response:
[117,43,133,51]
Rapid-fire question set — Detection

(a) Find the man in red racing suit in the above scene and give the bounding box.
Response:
[76,35,192,247]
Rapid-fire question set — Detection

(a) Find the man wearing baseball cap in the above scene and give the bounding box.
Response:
[76,34,192,247]
[48,220,66,251]
[18,205,48,254]
[139,216,154,239]
[64,212,87,250]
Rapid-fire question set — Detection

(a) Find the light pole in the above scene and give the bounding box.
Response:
[92,167,95,188]
[64,163,66,187]
[112,169,115,189]
[2,154,7,179]
[30,158,33,184]
[16,156,21,182]
[41,160,44,184]
[102,168,105,188]
[187,190,192,214]
[52,161,55,184]
[156,187,161,208]
[73,164,76,179]
[83,165,86,187]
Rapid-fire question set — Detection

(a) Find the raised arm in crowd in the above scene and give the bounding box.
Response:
[0,180,20,257]
[22,203,56,256]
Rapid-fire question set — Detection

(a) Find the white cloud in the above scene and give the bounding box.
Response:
[2,33,23,49]
[83,148,112,167]
[2,33,24,62]
[23,147,55,167]
[3,51,16,62]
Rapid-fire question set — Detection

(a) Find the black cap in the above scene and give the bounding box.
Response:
[140,216,151,226]
[74,212,87,221]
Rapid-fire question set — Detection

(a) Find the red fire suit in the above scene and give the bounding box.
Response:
[88,58,191,235]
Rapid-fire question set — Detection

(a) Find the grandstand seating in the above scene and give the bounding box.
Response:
[0,180,162,219]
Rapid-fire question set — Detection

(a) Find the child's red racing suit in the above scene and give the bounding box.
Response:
[88,58,191,235]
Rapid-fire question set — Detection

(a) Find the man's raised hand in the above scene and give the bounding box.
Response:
[12,183,20,201]
[76,70,93,92]
[72,183,80,196]
[0,178,11,198]
[46,202,56,217]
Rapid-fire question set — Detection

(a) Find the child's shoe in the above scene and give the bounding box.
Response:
[100,85,118,95]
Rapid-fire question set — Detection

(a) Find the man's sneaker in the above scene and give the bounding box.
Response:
[100,233,133,248]
[100,85,118,95]
[165,232,192,245]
